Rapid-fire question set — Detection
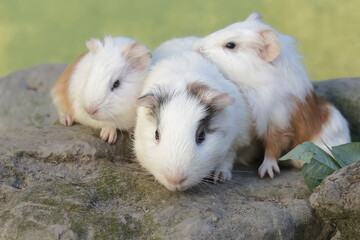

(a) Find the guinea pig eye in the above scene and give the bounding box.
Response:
[155,129,160,141]
[225,42,236,49]
[195,126,206,145]
[111,80,120,91]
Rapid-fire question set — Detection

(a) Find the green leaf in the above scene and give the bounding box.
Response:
[330,142,360,168]
[279,145,313,163]
[279,141,340,190]
[279,142,338,167]
[302,162,336,191]
[279,142,360,191]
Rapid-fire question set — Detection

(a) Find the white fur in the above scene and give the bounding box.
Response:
[52,36,151,143]
[152,36,200,63]
[194,13,350,177]
[134,51,251,191]
[313,105,351,152]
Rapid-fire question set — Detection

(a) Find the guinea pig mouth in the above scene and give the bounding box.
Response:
[163,180,190,192]
[165,184,188,192]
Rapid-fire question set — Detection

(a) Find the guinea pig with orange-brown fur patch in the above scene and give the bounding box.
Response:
[194,13,351,178]
[51,36,152,144]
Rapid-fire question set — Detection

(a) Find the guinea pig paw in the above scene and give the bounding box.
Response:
[59,115,73,126]
[100,127,118,144]
[213,169,232,183]
[258,160,280,179]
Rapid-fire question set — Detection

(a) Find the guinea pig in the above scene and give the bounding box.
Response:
[193,13,351,179]
[134,51,251,191]
[51,36,152,144]
[152,36,200,63]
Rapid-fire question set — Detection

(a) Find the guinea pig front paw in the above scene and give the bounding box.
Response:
[59,115,73,126]
[210,168,232,184]
[258,159,280,179]
[100,127,118,144]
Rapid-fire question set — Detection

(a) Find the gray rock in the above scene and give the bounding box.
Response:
[0,125,335,239]
[3,64,359,239]
[310,161,360,240]
[313,78,360,141]
[0,64,66,132]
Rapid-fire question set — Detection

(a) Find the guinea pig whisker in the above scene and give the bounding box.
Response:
[198,180,216,190]
[114,156,137,161]
[200,183,219,196]
[225,179,247,185]
[198,182,212,190]
[231,169,257,173]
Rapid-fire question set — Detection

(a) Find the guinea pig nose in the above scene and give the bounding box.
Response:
[85,106,98,115]
[165,175,187,185]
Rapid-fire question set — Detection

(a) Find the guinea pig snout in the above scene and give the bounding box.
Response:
[85,106,98,115]
[165,175,187,186]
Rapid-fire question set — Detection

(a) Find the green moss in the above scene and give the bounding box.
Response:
[17,220,45,235]
[0,163,165,239]
[0,160,28,188]
[33,112,46,124]
[90,213,140,239]
[0,209,11,225]
[70,218,88,239]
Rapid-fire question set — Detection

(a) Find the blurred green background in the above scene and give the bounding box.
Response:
[0,0,359,81]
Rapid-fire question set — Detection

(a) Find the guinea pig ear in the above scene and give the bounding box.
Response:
[187,82,234,112]
[246,12,263,22]
[209,92,234,111]
[137,93,159,108]
[122,42,152,70]
[86,38,102,54]
[258,29,281,62]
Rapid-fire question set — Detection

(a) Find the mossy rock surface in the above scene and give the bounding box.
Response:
[2,64,359,239]
[0,125,335,239]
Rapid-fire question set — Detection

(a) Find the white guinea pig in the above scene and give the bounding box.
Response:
[152,36,200,63]
[51,36,152,144]
[134,51,251,191]
[193,13,351,178]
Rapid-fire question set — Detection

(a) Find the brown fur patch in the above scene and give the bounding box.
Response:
[187,82,211,101]
[52,51,88,118]
[290,92,331,149]
[187,82,233,110]
[264,91,331,160]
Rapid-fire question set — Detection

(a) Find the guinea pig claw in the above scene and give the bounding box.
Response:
[213,169,232,183]
[59,115,73,126]
[128,128,135,140]
[100,127,118,144]
[258,160,280,179]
